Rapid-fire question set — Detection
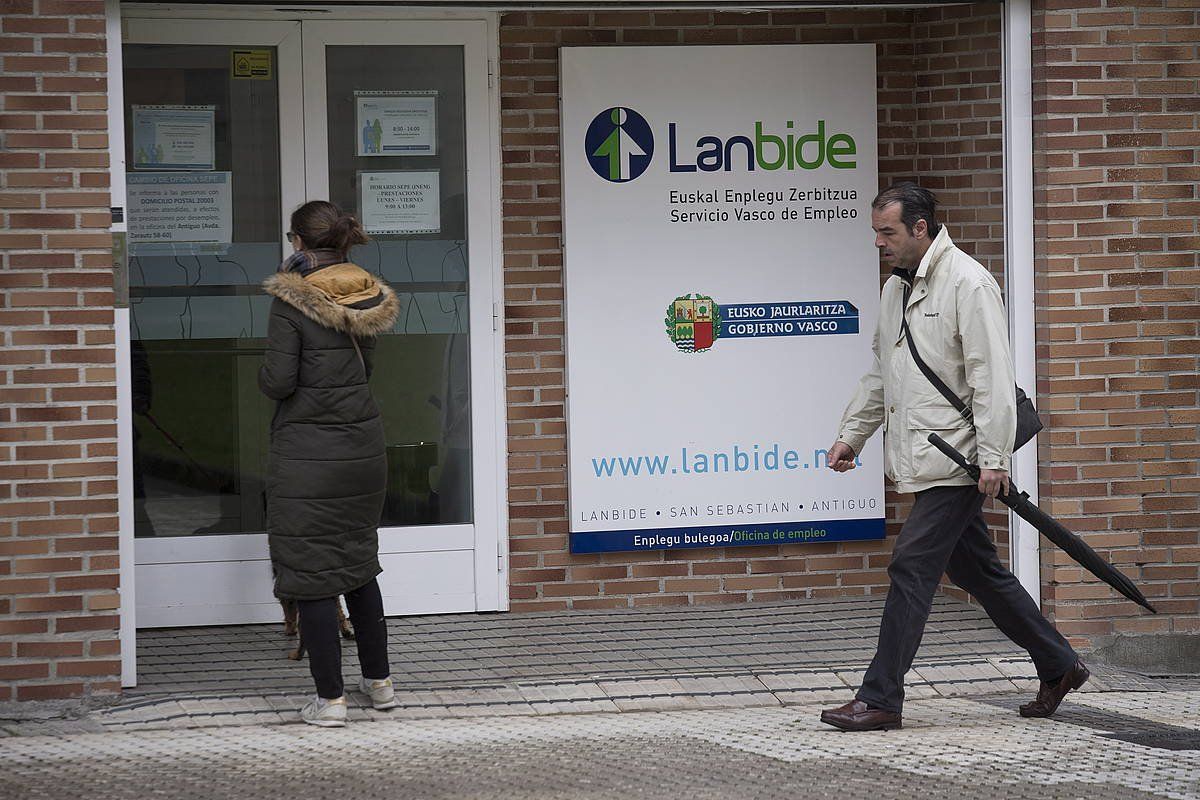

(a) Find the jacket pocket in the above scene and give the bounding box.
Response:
[906,405,977,484]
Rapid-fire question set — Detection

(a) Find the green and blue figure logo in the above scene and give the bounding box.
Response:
[585,107,654,183]
[665,294,721,353]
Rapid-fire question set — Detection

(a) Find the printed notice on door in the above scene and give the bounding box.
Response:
[231,48,272,80]
[359,170,440,234]
[131,105,216,171]
[126,172,233,246]
[355,92,437,157]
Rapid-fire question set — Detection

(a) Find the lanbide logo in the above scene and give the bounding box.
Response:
[584,107,858,182]
[585,107,654,183]
[669,119,857,173]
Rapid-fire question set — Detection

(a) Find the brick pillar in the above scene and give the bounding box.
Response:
[1033,0,1200,649]
[0,0,120,701]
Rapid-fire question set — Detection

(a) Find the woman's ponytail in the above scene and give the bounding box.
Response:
[330,214,369,253]
[290,200,370,254]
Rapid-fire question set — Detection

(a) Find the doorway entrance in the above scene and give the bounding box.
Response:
[119,14,504,627]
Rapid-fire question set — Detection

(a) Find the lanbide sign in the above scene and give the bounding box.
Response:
[560,45,885,554]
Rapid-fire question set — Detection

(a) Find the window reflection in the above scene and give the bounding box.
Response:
[124,42,475,535]
[124,43,280,538]
[326,45,474,527]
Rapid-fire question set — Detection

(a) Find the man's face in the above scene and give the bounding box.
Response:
[871,202,927,269]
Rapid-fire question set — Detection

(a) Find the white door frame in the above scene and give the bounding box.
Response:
[119,18,305,629]
[112,5,507,665]
[1002,0,1041,607]
[298,19,505,615]
[107,0,135,687]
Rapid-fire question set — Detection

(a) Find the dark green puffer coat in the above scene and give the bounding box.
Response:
[259,265,400,601]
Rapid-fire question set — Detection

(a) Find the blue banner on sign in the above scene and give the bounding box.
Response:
[720,300,859,339]
[569,517,885,554]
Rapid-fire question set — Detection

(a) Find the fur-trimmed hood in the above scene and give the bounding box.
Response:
[263,267,400,338]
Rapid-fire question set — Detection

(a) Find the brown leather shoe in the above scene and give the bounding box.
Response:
[1019,660,1090,718]
[820,699,902,731]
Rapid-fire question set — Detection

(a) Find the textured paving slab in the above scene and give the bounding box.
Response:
[126,596,1020,695]
[21,596,1161,734]
[2,693,1199,800]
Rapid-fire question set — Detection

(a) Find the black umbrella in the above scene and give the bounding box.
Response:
[927,433,1157,614]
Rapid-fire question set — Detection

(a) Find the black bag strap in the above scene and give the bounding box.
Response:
[901,282,974,424]
[349,333,366,378]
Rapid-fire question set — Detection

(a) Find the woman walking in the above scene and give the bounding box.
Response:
[259,200,401,727]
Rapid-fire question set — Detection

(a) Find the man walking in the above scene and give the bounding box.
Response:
[820,183,1088,732]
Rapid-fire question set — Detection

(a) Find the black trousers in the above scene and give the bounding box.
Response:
[856,485,1078,713]
[298,577,390,699]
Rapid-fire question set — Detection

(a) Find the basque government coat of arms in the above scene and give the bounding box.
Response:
[665,294,721,353]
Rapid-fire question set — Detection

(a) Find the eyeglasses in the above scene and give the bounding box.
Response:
[285,231,297,242]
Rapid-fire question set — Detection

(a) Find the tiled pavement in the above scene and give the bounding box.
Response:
[4,596,1198,800]
[1,595,1164,735]
[2,693,1198,799]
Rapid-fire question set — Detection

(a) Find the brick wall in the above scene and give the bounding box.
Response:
[1032,0,1200,648]
[911,5,1010,600]
[0,0,120,701]
[913,6,1005,302]
[500,7,1006,610]
[2,0,1189,701]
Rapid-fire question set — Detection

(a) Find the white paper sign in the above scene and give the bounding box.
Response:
[132,106,215,170]
[126,172,232,245]
[355,92,437,156]
[561,45,883,554]
[360,171,440,234]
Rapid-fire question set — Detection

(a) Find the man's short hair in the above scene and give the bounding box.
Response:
[872,182,941,239]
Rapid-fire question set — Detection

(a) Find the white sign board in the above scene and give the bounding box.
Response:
[355,92,438,156]
[360,170,440,234]
[127,172,232,245]
[561,45,883,554]
[132,106,215,171]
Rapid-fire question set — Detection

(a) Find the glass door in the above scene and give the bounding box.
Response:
[124,15,502,627]
[124,19,304,627]
[301,20,501,617]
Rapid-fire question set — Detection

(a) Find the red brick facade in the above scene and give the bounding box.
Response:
[0,0,120,701]
[1033,0,1200,643]
[0,0,1196,701]
[499,5,1009,611]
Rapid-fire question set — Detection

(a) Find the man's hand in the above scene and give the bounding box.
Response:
[978,468,1010,499]
[827,441,857,473]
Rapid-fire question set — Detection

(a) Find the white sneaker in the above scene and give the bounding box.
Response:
[359,676,397,710]
[300,695,347,727]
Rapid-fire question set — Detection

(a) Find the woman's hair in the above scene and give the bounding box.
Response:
[290,200,369,253]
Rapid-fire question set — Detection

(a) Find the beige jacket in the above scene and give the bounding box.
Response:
[837,227,1016,494]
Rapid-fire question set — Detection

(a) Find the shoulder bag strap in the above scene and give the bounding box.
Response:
[348,333,366,379]
[901,282,974,424]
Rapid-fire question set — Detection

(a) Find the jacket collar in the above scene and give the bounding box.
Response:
[891,226,954,285]
[263,268,401,338]
[914,225,953,281]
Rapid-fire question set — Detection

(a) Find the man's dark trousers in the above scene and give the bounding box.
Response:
[856,484,1078,713]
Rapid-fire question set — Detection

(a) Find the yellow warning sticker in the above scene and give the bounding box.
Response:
[231,49,272,80]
